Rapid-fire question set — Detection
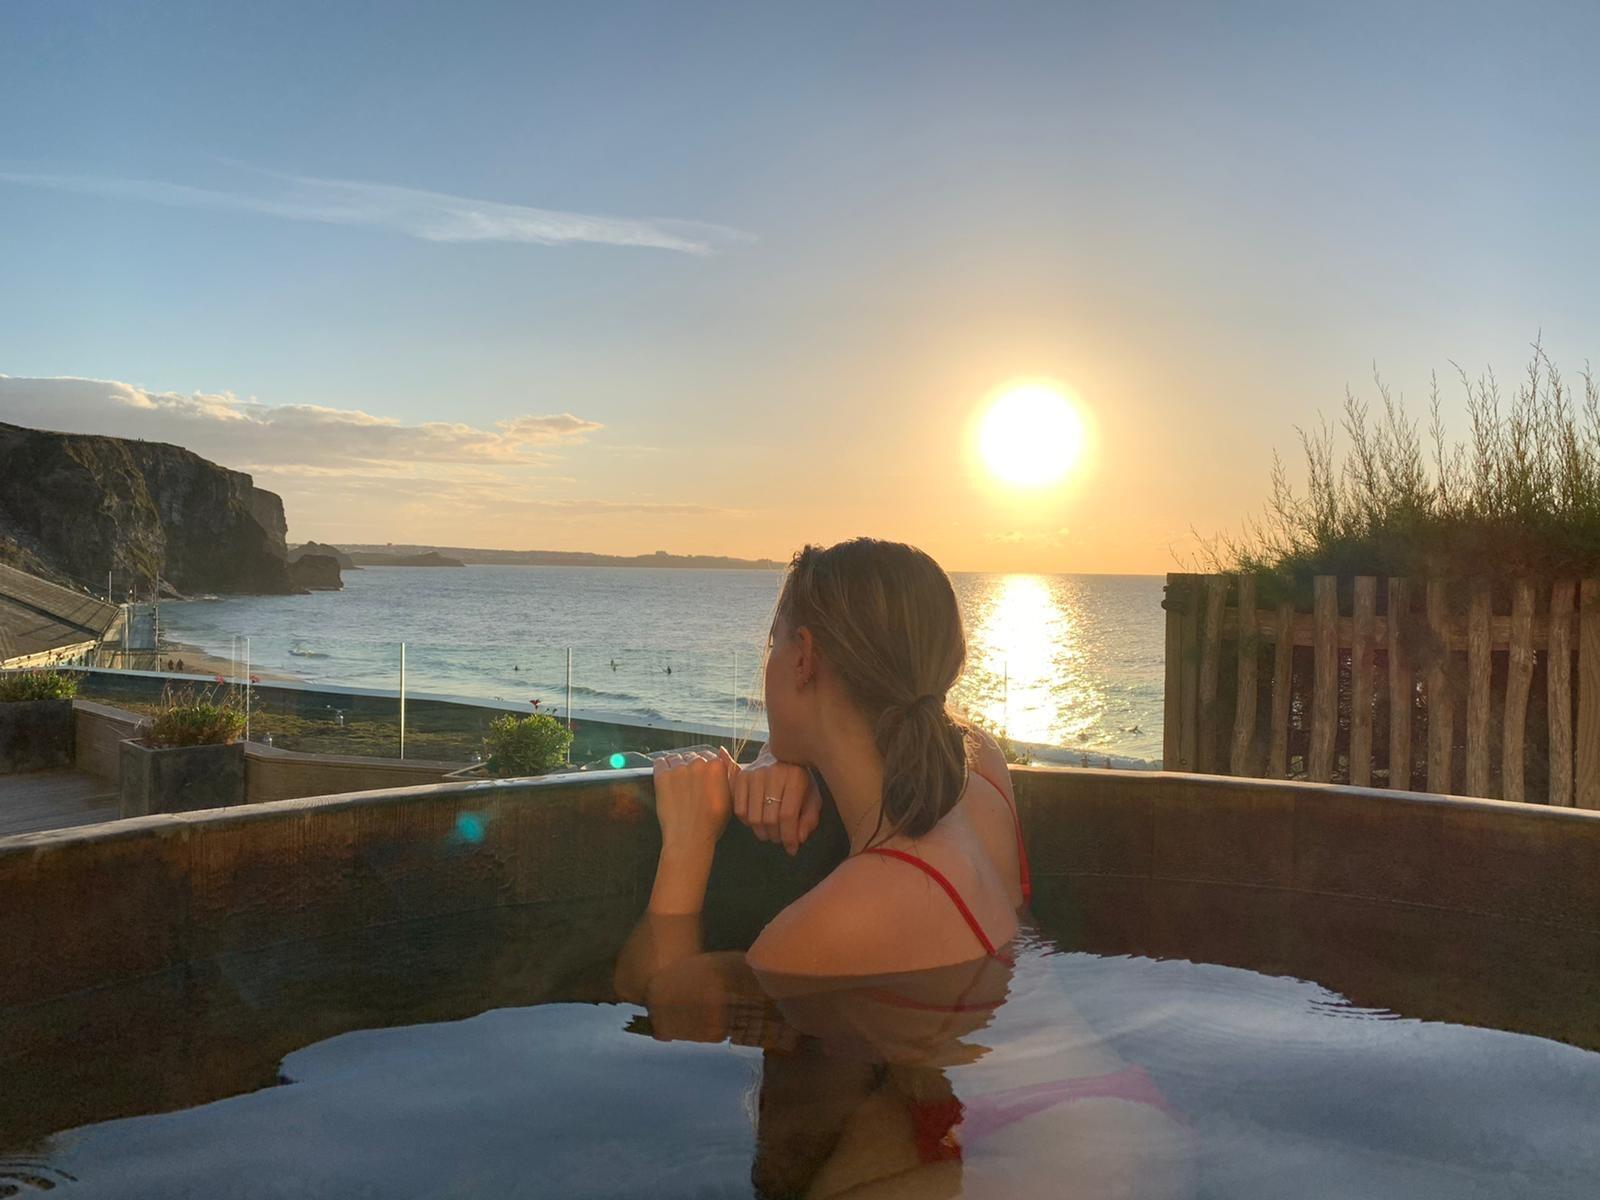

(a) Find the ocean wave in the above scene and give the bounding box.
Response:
[564,683,649,702]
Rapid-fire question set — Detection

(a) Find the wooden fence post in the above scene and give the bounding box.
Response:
[1178,577,1200,773]
[1350,577,1376,786]
[1502,579,1535,804]
[1465,580,1492,797]
[1426,580,1453,794]
[1309,576,1338,781]
[1548,581,1574,807]
[1387,578,1411,791]
[1577,580,1600,809]
[1197,575,1227,773]
[1229,575,1258,776]
[1268,600,1293,779]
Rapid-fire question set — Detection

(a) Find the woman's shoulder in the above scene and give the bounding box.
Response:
[747,854,912,976]
[750,842,1015,977]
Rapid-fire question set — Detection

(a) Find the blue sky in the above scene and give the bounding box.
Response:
[2,1,1597,569]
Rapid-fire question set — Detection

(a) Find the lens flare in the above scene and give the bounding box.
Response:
[608,752,628,769]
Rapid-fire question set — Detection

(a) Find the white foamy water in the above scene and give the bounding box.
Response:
[156,567,1166,762]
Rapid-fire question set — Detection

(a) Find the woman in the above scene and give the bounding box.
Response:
[632,537,1028,975]
[618,539,1187,1198]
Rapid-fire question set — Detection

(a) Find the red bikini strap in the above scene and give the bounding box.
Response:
[974,764,1033,904]
[862,847,997,956]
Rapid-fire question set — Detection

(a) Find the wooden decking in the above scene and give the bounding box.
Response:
[0,769,120,838]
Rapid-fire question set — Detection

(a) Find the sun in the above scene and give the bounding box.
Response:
[977,383,1086,488]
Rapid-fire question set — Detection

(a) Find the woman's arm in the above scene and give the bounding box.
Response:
[731,743,823,856]
[615,744,832,999]
[614,910,705,1004]
[612,748,735,1001]
[646,747,736,913]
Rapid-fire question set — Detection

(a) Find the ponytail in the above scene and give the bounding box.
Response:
[872,694,969,844]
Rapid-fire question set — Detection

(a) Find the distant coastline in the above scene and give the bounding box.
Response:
[334,544,783,571]
[347,550,466,568]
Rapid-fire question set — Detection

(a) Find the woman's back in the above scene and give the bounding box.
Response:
[748,729,1028,977]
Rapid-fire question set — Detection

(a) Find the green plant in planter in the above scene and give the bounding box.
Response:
[0,669,80,701]
[144,684,247,748]
[483,712,573,776]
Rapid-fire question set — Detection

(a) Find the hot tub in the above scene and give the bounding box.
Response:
[1,768,1596,1197]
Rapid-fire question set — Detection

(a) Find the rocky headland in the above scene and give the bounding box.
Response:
[0,421,303,596]
[289,542,358,570]
[287,553,344,591]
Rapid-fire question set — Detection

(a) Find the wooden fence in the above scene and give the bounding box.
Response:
[1162,573,1599,807]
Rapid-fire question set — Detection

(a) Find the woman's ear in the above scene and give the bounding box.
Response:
[793,625,816,689]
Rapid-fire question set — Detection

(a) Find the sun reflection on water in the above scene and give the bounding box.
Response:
[953,574,1103,747]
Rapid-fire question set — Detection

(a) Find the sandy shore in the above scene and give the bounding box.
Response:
[157,641,301,684]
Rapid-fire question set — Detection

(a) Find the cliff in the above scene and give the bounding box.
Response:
[249,489,289,559]
[0,422,297,596]
[287,553,343,591]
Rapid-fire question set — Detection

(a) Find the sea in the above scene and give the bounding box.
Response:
[155,567,1167,765]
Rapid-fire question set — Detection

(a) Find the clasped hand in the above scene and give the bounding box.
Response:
[652,747,823,856]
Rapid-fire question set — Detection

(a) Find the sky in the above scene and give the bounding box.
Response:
[2,1,1598,573]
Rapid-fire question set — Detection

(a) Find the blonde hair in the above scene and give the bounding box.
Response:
[777,538,969,844]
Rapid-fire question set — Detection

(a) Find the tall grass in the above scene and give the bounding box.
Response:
[1216,342,1600,580]
[143,683,246,747]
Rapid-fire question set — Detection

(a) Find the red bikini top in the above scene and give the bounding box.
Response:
[861,845,1001,956]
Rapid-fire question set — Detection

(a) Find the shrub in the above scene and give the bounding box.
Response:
[144,684,246,747]
[1213,341,1600,583]
[0,669,80,701]
[483,712,573,776]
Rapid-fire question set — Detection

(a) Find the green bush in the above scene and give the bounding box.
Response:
[0,669,80,701]
[483,712,573,776]
[144,685,247,748]
[1214,342,1600,582]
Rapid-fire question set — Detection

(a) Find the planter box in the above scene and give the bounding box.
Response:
[120,739,247,818]
[0,699,75,775]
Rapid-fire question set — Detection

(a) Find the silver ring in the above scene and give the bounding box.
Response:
[763,795,780,806]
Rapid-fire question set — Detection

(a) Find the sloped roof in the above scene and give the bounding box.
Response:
[0,563,119,663]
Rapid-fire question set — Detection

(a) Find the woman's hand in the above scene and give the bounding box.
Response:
[730,749,823,856]
[652,747,736,853]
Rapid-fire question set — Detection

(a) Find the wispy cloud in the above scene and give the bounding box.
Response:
[0,375,600,469]
[0,165,754,254]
